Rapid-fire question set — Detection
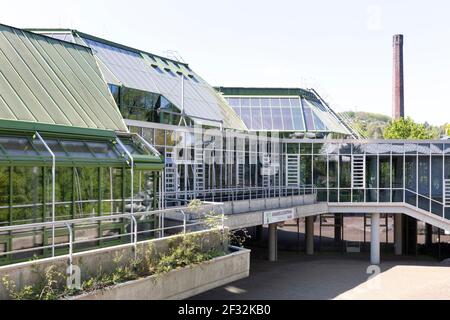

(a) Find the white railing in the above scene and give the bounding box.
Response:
[0,202,225,271]
[162,185,318,204]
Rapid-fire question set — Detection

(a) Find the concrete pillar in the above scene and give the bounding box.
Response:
[403,215,418,255]
[306,216,315,255]
[268,224,278,262]
[334,213,343,242]
[371,213,381,265]
[394,213,403,256]
[425,224,433,249]
[255,225,264,246]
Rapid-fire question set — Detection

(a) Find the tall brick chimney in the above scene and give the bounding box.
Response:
[393,34,404,119]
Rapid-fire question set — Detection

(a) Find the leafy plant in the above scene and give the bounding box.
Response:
[383,117,438,140]
[155,235,225,274]
[3,200,239,300]
[2,265,65,300]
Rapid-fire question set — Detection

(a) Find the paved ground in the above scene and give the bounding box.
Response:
[191,250,450,300]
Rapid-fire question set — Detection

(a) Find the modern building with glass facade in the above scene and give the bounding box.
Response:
[216,87,358,139]
[0,24,448,267]
[0,24,164,264]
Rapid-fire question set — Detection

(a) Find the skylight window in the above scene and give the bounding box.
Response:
[151,65,164,74]
[188,74,199,83]
[164,68,176,77]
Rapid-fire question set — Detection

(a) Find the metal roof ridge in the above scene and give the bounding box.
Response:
[8,25,92,50]
[71,29,192,68]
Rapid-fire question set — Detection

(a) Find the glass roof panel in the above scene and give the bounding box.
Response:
[302,99,315,131]
[290,98,301,107]
[271,98,281,107]
[232,107,242,118]
[304,98,349,134]
[292,108,305,131]
[261,107,273,130]
[82,38,160,94]
[261,98,270,107]
[240,108,252,128]
[251,108,262,130]
[86,141,121,159]
[60,141,93,158]
[251,98,260,108]
[228,98,240,107]
[241,98,250,107]
[79,37,246,130]
[0,137,39,156]
[35,139,67,157]
[271,108,283,130]
[280,98,290,107]
[312,112,326,131]
[282,108,294,130]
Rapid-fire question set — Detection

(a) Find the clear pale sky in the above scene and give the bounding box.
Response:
[1,0,449,125]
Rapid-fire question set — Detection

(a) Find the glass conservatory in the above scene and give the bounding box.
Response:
[0,121,163,264]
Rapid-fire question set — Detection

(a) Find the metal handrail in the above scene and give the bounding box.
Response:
[134,133,162,157]
[0,201,225,270]
[404,188,445,207]
[35,131,56,257]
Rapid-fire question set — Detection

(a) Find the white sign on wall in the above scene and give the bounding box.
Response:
[263,208,295,225]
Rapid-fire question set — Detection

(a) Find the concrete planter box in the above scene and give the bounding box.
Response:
[68,246,250,300]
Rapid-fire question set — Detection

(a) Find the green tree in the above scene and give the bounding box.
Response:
[383,117,438,140]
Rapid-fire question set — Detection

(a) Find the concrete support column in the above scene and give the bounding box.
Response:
[334,213,343,242]
[371,213,381,265]
[425,224,433,249]
[268,224,278,262]
[255,225,264,246]
[306,216,315,255]
[394,213,403,256]
[403,216,418,255]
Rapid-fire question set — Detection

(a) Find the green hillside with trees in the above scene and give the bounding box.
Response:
[341,111,448,139]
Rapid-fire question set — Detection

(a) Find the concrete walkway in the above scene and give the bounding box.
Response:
[191,250,450,300]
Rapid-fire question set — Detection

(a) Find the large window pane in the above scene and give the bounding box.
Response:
[47,167,73,221]
[379,156,391,188]
[313,156,327,188]
[300,155,312,185]
[101,168,123,215]
[366,156,378,188]
[0,167,9,227]
[74,167,99,218]
[405,156,417,191]
[339,156,351,188]
[12,167,43,224]
[392,156,404,188]
[431,156,443,203]
[418,156,430,196]
[328,155,338,188]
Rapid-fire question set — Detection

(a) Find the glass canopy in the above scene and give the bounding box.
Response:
[0,133,163,170]
[225,96,348,134]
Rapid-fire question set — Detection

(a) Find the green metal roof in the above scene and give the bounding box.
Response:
[0,24,128,133]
